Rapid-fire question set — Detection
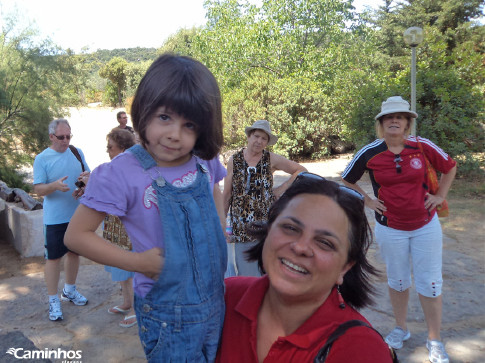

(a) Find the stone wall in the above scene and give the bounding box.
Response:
[0,199,44,257]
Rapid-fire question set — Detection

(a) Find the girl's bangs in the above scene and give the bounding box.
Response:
[158,80,210,128]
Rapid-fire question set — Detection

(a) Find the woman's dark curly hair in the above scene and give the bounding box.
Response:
[246,176,380,309]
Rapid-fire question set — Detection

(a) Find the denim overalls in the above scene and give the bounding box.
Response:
[130,146,227,362]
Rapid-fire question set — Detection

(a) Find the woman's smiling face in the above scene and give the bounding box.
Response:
[381,112,409,137]
[262,193,354,303]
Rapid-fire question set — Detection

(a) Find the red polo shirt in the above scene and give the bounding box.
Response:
[216,276,393,363]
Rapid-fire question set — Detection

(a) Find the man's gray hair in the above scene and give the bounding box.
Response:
[48,119,71,135]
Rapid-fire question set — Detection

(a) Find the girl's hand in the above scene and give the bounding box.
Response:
[366,198,387,215]
[138,248,164,280]
[424,193,444,212]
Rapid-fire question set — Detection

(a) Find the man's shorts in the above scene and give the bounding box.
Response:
[44,223,71,260]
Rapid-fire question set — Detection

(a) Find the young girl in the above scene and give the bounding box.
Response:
[65,54,227,362]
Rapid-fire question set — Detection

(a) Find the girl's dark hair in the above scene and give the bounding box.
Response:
[107,128,136,151]
[130,53,223,160]
[246,177,379,309]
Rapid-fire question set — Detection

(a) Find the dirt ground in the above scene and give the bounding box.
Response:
[0,107,484,362]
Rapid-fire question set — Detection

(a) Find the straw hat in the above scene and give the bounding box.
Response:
[244,120,278,146]
[375,96,418,120]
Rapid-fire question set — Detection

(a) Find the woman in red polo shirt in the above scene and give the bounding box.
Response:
[216,175,394,362]
[342,96,456,363]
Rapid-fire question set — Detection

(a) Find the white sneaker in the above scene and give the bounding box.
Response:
[61,288,88,306]
[427,339,449,363]
[49,299,63,321]
[385,326,411,349]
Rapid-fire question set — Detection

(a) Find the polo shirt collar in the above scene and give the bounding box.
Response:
[234,276,344,349]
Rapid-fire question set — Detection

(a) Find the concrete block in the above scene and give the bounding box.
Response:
[0,199,44,257]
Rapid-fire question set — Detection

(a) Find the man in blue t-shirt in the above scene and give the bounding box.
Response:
[33,119,90,321]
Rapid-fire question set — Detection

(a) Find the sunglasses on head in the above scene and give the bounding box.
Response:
[394,154,402,174]
[295,172,364,201]
[53,134,72,141]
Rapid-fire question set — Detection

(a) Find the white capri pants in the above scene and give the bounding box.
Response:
[375,214,443,298]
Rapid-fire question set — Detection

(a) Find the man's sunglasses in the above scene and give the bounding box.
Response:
[53,134,73,140]
[295,172,364,201]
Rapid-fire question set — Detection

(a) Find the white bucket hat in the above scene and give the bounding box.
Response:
[375,96,418,120]
[245,120,278,146]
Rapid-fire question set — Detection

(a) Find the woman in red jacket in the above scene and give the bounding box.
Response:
[217,174,394,363]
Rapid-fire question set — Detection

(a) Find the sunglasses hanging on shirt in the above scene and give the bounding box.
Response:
[394,154,402,174]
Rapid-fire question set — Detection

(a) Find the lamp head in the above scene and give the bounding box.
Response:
[404,27,424,47]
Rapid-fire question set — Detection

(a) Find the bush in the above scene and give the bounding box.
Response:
[0,165,31,192]
[222,70,339,160]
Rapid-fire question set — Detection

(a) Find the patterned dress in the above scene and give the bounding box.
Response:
[103,214,132,250]
[229,148,275,243]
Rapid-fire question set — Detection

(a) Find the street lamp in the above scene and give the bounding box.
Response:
[403,26,424,136]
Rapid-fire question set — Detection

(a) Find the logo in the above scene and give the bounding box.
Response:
[6,347,82,362]
[6,348,21,356]
[410,157,423,169]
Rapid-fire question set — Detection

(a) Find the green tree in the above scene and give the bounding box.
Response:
[158,27,201,56]
[99,56,128,106]
[125,60,151,95]
[193,0,362,156]
[367,0,485,176]
[0,14,81,187]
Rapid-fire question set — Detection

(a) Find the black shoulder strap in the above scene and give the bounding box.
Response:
[314,320,399,363]
[69,145,85,172]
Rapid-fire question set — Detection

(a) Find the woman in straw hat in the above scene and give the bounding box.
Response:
[341,96,456,363]
[223,120,306,277]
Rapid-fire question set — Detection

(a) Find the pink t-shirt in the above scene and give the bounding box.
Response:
[81,151,226,297]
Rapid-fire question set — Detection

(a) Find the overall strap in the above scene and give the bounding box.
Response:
[193,155,210,179]
[314,320,399,363]
[127,144,157,170]
[69,145,85,172]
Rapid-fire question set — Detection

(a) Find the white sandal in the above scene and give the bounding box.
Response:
[119,315,137,328]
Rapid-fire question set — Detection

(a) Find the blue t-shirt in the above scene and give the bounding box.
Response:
[33,146,90,225]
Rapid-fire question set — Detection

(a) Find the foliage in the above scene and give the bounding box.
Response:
[93,47,158,63]
[102,81,118,108]
[99,56,128,106]
[0,165,31,191]
[158,27,201,56]
[0,13,80,185]
[193,0,363,159]
[125,61,151,97]
[60,50,100,106]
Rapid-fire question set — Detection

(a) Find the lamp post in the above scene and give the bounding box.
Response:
[403,26,423,136]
